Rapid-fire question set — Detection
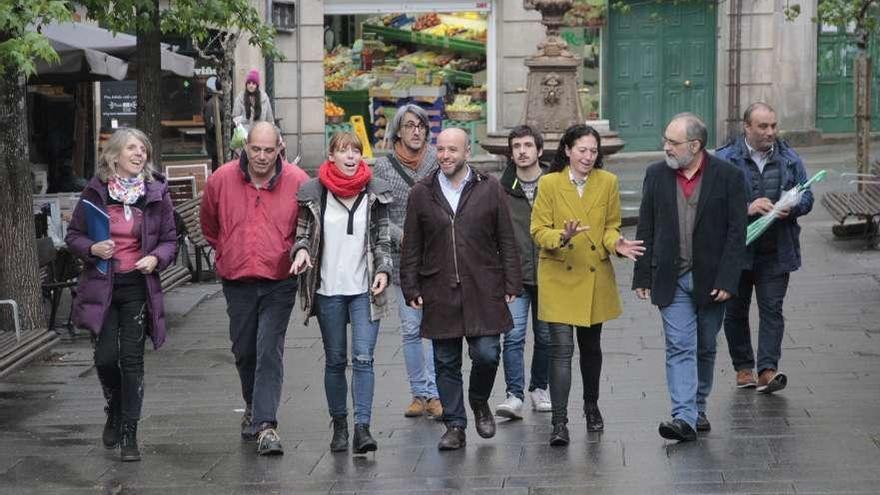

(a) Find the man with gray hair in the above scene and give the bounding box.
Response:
[632,113,747,442]
[373,104,442,419]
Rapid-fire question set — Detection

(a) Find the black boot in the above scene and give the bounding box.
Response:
[352,424,377,454]
[101,389,121,449]
[330,415,349,452]
[549,422,570,446]
[119,422,141,462]
[584,402,604,432]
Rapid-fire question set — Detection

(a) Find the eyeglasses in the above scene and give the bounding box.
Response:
[248,145,277,156]
[661,136,694,147]
[402,122,427,132]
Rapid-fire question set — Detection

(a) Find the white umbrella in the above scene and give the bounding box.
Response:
[35,22,195,79]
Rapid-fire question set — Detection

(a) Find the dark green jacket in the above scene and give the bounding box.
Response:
[499,160,548,287]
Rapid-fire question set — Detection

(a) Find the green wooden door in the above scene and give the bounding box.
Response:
[816,27,880,133]
[606,1,716,151]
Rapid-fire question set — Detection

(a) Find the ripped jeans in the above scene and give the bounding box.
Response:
[316,292,380,425]
[94,277,148,425]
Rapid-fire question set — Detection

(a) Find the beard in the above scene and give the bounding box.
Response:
[665,148,695,170]
[441,159,466,178]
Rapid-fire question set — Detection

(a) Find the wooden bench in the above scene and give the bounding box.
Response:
[173,195,214,281]
[821,161,880,247]
[159,264,190,292]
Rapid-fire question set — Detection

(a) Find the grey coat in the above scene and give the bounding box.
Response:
[372,146,438,284]
[291,177,394,324]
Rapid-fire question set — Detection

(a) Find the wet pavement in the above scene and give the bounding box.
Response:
[2,145,880,494]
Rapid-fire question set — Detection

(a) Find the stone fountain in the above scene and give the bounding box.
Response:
[479,0,624,160]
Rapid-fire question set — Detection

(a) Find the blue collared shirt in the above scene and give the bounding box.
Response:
[438,166,472,213]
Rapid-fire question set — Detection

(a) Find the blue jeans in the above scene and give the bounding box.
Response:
[394,285,438,399]
[504,284,551,398]
[433,335,501,428]
[659,272,725,428]
[316,292,380,425]
[222,277,296,428]
[723,260,790,374]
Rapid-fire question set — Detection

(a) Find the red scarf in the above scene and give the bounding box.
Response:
[318,159,372,198]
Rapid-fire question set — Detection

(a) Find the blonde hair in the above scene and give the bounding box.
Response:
[96,128,156,182]
[328,132,363,154]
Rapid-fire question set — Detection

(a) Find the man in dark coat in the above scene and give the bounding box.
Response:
[715,102,813,394]
[400,127,522,451]
[632,113,747,442]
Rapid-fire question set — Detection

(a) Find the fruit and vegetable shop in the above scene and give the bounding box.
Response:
[322,1,491,154]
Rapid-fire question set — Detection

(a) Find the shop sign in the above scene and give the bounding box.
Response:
[100,80,137,131]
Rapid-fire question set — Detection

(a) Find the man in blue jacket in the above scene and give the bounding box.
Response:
[715,102,813,394]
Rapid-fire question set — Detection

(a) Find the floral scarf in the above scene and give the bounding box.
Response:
[108,175,146,221]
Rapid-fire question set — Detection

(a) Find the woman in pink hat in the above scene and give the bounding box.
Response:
[233,69,274,131]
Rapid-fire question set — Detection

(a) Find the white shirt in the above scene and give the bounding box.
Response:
[745,139,774,174]
[438,166,472,213]
[317,192,369,296]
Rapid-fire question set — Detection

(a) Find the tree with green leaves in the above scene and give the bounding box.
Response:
[789,1,880,180]
[81,0,279,164]
[163,0,279,161]
[0,1,72,332]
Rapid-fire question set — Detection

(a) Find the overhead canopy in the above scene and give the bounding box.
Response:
[31,22,196,83]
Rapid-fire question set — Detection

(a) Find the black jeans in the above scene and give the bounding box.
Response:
[94,277,148,424]
[222,278,296,428]
[432,335,501,428]
[548,322,603,425]
[723,260,790,374]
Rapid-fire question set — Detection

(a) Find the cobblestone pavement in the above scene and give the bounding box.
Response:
[1,145,879,494]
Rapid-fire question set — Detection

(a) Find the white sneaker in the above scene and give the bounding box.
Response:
[495,393,524,419]
[530,388,552,412]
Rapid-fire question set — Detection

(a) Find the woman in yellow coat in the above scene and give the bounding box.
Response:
[531,124,644,446]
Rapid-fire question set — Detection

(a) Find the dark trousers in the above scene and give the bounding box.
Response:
[724,263,790,374]
[432,335,501,429]
[222,278,296,428]
[548,322,603,426]
[94,281,147,424]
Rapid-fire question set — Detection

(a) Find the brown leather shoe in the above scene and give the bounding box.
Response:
[736,369,757,389]
[404,397,426,417]
[757,369,787,394]
[425,398,443,419]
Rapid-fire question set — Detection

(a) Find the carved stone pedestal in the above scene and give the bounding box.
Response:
[480,0,624,160]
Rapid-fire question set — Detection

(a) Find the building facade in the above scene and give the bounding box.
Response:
[233,0,866,164]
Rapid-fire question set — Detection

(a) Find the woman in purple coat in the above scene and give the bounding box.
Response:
[65,128,177,462]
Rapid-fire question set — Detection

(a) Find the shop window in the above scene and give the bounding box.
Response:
[323,11,488,152]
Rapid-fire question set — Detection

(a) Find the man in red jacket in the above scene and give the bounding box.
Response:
[200,122,308,455]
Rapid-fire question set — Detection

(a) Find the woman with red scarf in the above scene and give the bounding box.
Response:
[290,132,393,455]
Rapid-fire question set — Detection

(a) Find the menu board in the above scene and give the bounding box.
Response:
[100,80,137,130]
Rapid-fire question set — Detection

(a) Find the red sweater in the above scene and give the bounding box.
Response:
[200,157,309,281]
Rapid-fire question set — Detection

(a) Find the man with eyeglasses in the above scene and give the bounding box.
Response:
[632,113,747,442]
[201,121,309,455]
[373,104,442,420]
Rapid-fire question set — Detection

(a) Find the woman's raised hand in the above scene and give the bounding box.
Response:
[615,237,646,261]
[561,219,589,245]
